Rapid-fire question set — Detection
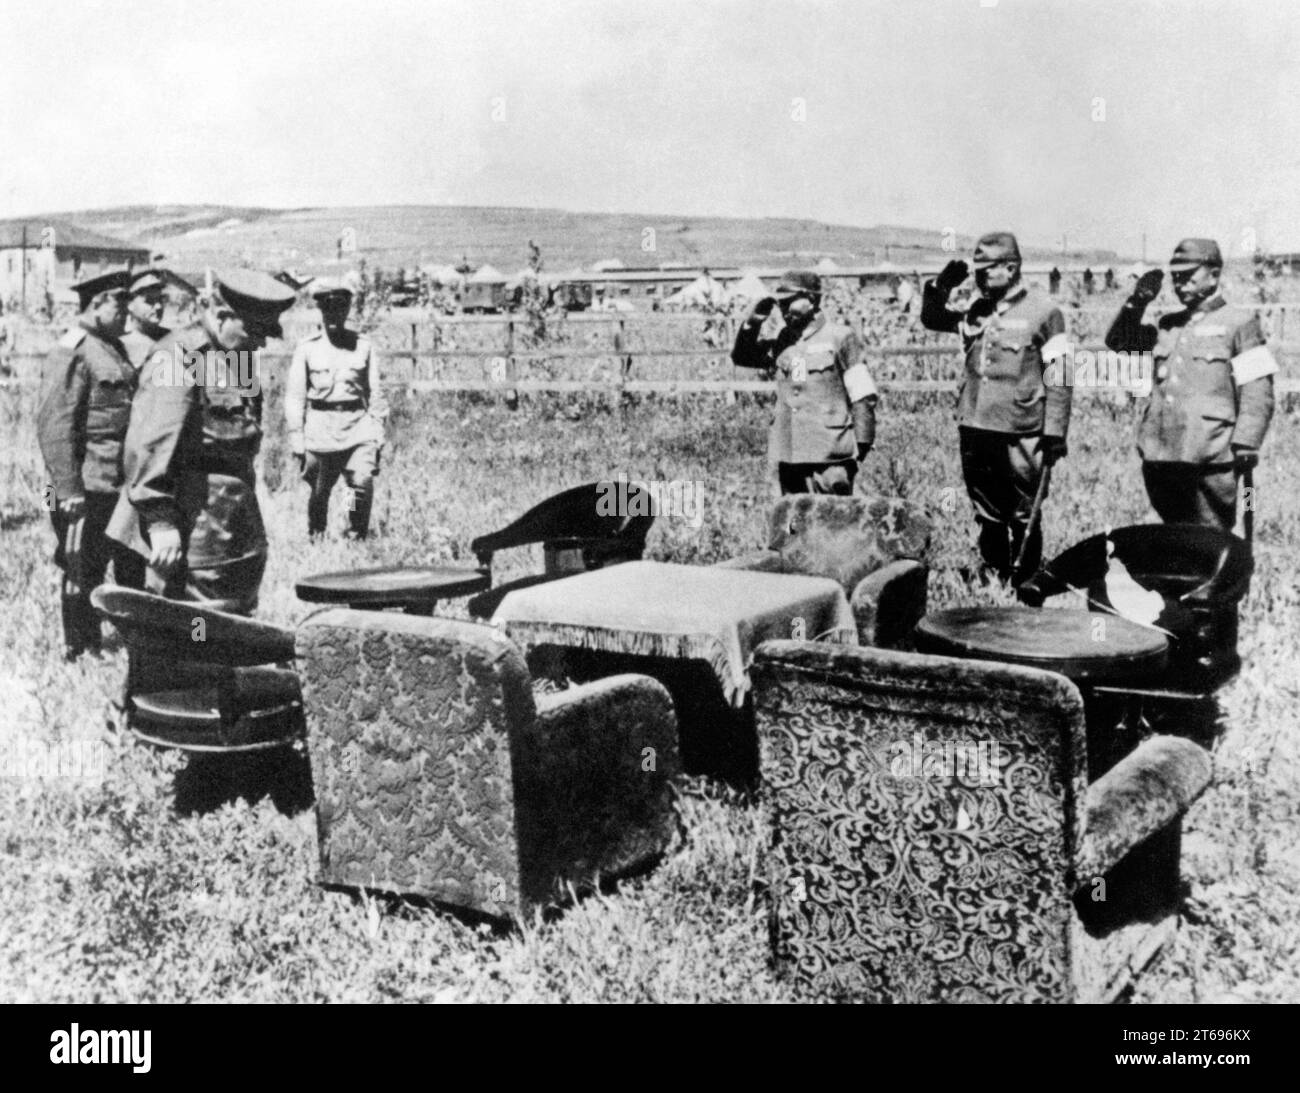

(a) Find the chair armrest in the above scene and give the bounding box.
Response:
[1077,735,1212,883]
[850,560,928,649]
[713,549,783,573]
[522,674,682,886]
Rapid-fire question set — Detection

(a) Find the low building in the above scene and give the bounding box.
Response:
[0,219,152,311]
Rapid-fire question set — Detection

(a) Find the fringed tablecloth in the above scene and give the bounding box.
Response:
[493,561,857,707]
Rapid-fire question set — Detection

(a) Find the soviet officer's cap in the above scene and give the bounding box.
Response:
[73,269,132,310]
[1169,238,1223,271]
[311,278,353,303]
[212,269,297,338]
[129,269,168,297]
[972,232,1022,268]
[774,270,822,298]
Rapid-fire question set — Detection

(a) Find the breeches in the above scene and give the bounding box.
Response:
[302,443,381,537]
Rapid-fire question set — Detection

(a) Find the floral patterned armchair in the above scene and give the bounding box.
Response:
[715,495,931,649]
[297,608,681,920]
[753,640,1212,1003]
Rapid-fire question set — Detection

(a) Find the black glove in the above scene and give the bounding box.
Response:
[1041,436,1068,465]
[1232,445,1259,471]
[1015,574,1049,607]
[1130,269,1163,307]
[935,260,969,293]
[857,442,872,462]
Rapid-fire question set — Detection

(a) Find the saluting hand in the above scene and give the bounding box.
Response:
[149,527,183,577]
[935,260,969,293]
[747,295,777,324]
[1130,269,1163,307]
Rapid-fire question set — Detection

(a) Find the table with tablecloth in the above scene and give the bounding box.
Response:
[494,560,857,782]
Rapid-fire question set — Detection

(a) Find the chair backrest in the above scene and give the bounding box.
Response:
[753,639,1087,1003]
[470,481,655,567]
[763,495,931,592]
[296,608,538,912]
[90,585,295,667]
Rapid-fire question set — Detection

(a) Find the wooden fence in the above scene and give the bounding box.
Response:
[6,306,1300,393]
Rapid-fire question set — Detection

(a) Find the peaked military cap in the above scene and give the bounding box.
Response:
[972,232,1022,268]
[274,270,315,291]
[1169,238,1223,271]
[310,277,353,302]
[72,269,132,310]
[212,269,297,338]
[129,269,168,296]
[774,270,822,297]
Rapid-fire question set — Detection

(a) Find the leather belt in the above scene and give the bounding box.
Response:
[309,399,364,411]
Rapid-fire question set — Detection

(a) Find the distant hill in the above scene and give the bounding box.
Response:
[35,204,1122,277]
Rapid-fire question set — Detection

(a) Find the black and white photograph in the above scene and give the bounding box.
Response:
[1,0,1295,1028]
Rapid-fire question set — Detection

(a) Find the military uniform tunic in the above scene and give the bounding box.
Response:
[35,322,144,654]
[121,323,170,371]
[1106,294,1276,529]
[284,329,388,536]
[106,322,268,613]
[732,313,877,494]
[921,280,1072,580]
[284,330,387,453]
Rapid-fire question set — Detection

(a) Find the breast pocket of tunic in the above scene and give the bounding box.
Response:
[307,364,335,397]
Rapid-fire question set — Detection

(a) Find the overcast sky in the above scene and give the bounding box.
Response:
[2,0,1298,256]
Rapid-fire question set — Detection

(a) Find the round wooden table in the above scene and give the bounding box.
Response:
[915,606,1169,778]
[915,606,1167,685]
[296,565,490,614]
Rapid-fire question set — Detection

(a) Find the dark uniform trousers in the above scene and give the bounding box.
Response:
[959,429,1047,580]
[302,445,381,538]
[1141,462,1238,530]
[51,492,145,657]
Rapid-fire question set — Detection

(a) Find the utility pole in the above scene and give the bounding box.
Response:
[20,223,27,314]
[1141,233,1147,264]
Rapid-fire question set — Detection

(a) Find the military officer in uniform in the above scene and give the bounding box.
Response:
[107,269,296,614]
[1105,237,1276,531]
[922,232,1072,584]
[284,280,388,538]
[36,270,145,658]
[120,269,171,370]
[731,270,877,494]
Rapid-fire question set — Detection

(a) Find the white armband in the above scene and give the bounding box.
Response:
[1040,332,1069,363]
[1231,344,1278,385]
[843,362,878,402]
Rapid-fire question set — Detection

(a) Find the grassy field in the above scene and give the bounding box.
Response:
[2,377,1298,1003]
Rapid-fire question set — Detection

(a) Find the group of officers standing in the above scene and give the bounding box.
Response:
[33,230,1279,660]
[733,233,1277,585]
[35,268,386,659]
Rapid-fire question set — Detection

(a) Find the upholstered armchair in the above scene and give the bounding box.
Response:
[753,640,1212,1004]
[296,608,681,920]
[715,495,931,648]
